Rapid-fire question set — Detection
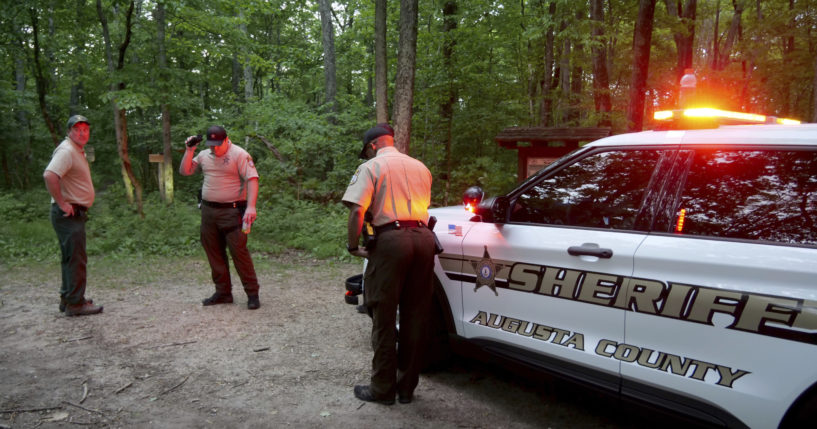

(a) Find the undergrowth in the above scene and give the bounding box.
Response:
[0,187,353,267]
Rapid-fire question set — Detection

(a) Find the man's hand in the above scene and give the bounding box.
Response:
[242,206,257,226]
[350,248,369,258]
[185,135,203,148]
[58,201,74,217]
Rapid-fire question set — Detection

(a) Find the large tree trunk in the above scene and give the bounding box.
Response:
[627,0,657,132]
[441,0,457,205]
[155,2,173,204]
[591,0,612,126]
[664,0,697,79]
[375,0,389,123]
[97,0,143,216]
[318,0,337,121]
[29,9,59,146]
[393,0,419,154]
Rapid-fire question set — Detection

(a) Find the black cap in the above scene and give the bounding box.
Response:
[66,115,89,131]
[359,124,394,159]
[205,125,228,147]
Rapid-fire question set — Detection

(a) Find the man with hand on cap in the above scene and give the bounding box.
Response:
[180,125,261,310]
[43,115,103,316]
[342,124,435,405]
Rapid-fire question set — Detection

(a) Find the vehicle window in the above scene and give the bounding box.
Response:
[673,149,817,245]
[509,149,664,229]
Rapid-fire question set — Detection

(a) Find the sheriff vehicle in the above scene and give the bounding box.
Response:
[348,108,817,428]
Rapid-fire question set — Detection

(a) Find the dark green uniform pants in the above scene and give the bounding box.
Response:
[364,226,435,400]
[200,204,259,296]
[50,203,88,305]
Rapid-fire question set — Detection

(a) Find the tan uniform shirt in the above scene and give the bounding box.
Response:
[192,144,259,203]
[342,146,432,226]
[44,138,95,207]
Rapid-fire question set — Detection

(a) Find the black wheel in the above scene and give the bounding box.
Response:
[780,389,817,428]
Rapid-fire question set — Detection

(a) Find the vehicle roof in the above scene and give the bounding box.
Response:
[588,123,817,148]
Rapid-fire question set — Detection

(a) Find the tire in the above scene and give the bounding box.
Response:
[780,389,817,428]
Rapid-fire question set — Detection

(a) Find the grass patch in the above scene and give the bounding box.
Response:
[0,188,355,267]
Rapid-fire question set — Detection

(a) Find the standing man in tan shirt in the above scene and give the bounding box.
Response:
[44,115,103,316]
[342,125,435,405]
[180,125,261,310]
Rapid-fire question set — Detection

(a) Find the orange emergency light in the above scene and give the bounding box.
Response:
[654,108,800,126]
[654,69,801,129]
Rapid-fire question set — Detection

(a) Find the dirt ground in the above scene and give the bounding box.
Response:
[1,251,685,428]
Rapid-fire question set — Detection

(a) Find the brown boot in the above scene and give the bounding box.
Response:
[65,301,104,317]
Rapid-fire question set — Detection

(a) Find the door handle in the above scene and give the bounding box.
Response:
[567,245,613,259]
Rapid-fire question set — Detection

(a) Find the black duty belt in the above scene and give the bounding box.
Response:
[374,220,425,235]
[202,200,247,209]
[53,203,89,212]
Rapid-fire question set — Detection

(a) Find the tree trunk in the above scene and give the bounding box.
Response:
[713,0,742,71]
[627,0,657,132]
[591,0,612,126]
[319,0,337,121]
[28,9,59,146]
[812,50,817,123]
[441,0,457,205]
[375,0,389,123]
[540,1,556,126]
[15,54,32,188]
[568,9,585,125]
[239,13,253,104]
[558,35,570,125]
[231,54,242,98]
[97,0,143,216]
[69,0,85,116]
[393,0,419,154]
[664,0,697,79]
[155,2,173,204]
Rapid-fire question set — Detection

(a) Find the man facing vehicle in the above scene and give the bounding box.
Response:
[342,125,435,405]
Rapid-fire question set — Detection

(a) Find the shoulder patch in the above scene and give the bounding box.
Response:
[349,167,362,185]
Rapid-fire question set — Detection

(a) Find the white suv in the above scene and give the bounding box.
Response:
[422,122,817,428]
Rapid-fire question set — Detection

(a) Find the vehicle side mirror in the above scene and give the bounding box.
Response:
[490,196,509,223]
[470,196,509,224]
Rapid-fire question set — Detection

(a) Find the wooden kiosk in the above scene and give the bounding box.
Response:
[495,127,611,181]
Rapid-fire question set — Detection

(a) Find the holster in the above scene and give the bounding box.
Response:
[362,211,376,251]
[428,216,444,255]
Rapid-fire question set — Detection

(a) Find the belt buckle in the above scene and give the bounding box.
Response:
[232,202,237,208]
[395,220,400,228]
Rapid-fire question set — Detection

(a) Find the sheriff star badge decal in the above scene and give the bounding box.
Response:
[470,245,505,296]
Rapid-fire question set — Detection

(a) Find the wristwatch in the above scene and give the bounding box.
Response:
[346,243,359,253]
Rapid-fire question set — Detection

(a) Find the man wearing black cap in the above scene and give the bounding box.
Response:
[342,124,435,405]
[180,125,261,310]
[43,115,104,316]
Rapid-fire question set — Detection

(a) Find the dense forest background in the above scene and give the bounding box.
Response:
[1,0,816,259]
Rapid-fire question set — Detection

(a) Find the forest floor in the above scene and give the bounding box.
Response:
[0,251,694,428]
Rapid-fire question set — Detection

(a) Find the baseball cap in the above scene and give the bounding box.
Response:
[359,124,394,159]
[205,125,228,147]
[66,115,89,131]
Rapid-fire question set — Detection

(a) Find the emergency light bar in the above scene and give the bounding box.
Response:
[654,108,801,126]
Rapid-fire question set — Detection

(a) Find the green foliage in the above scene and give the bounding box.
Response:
[256,193,350,260]
[1,0,815,263]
